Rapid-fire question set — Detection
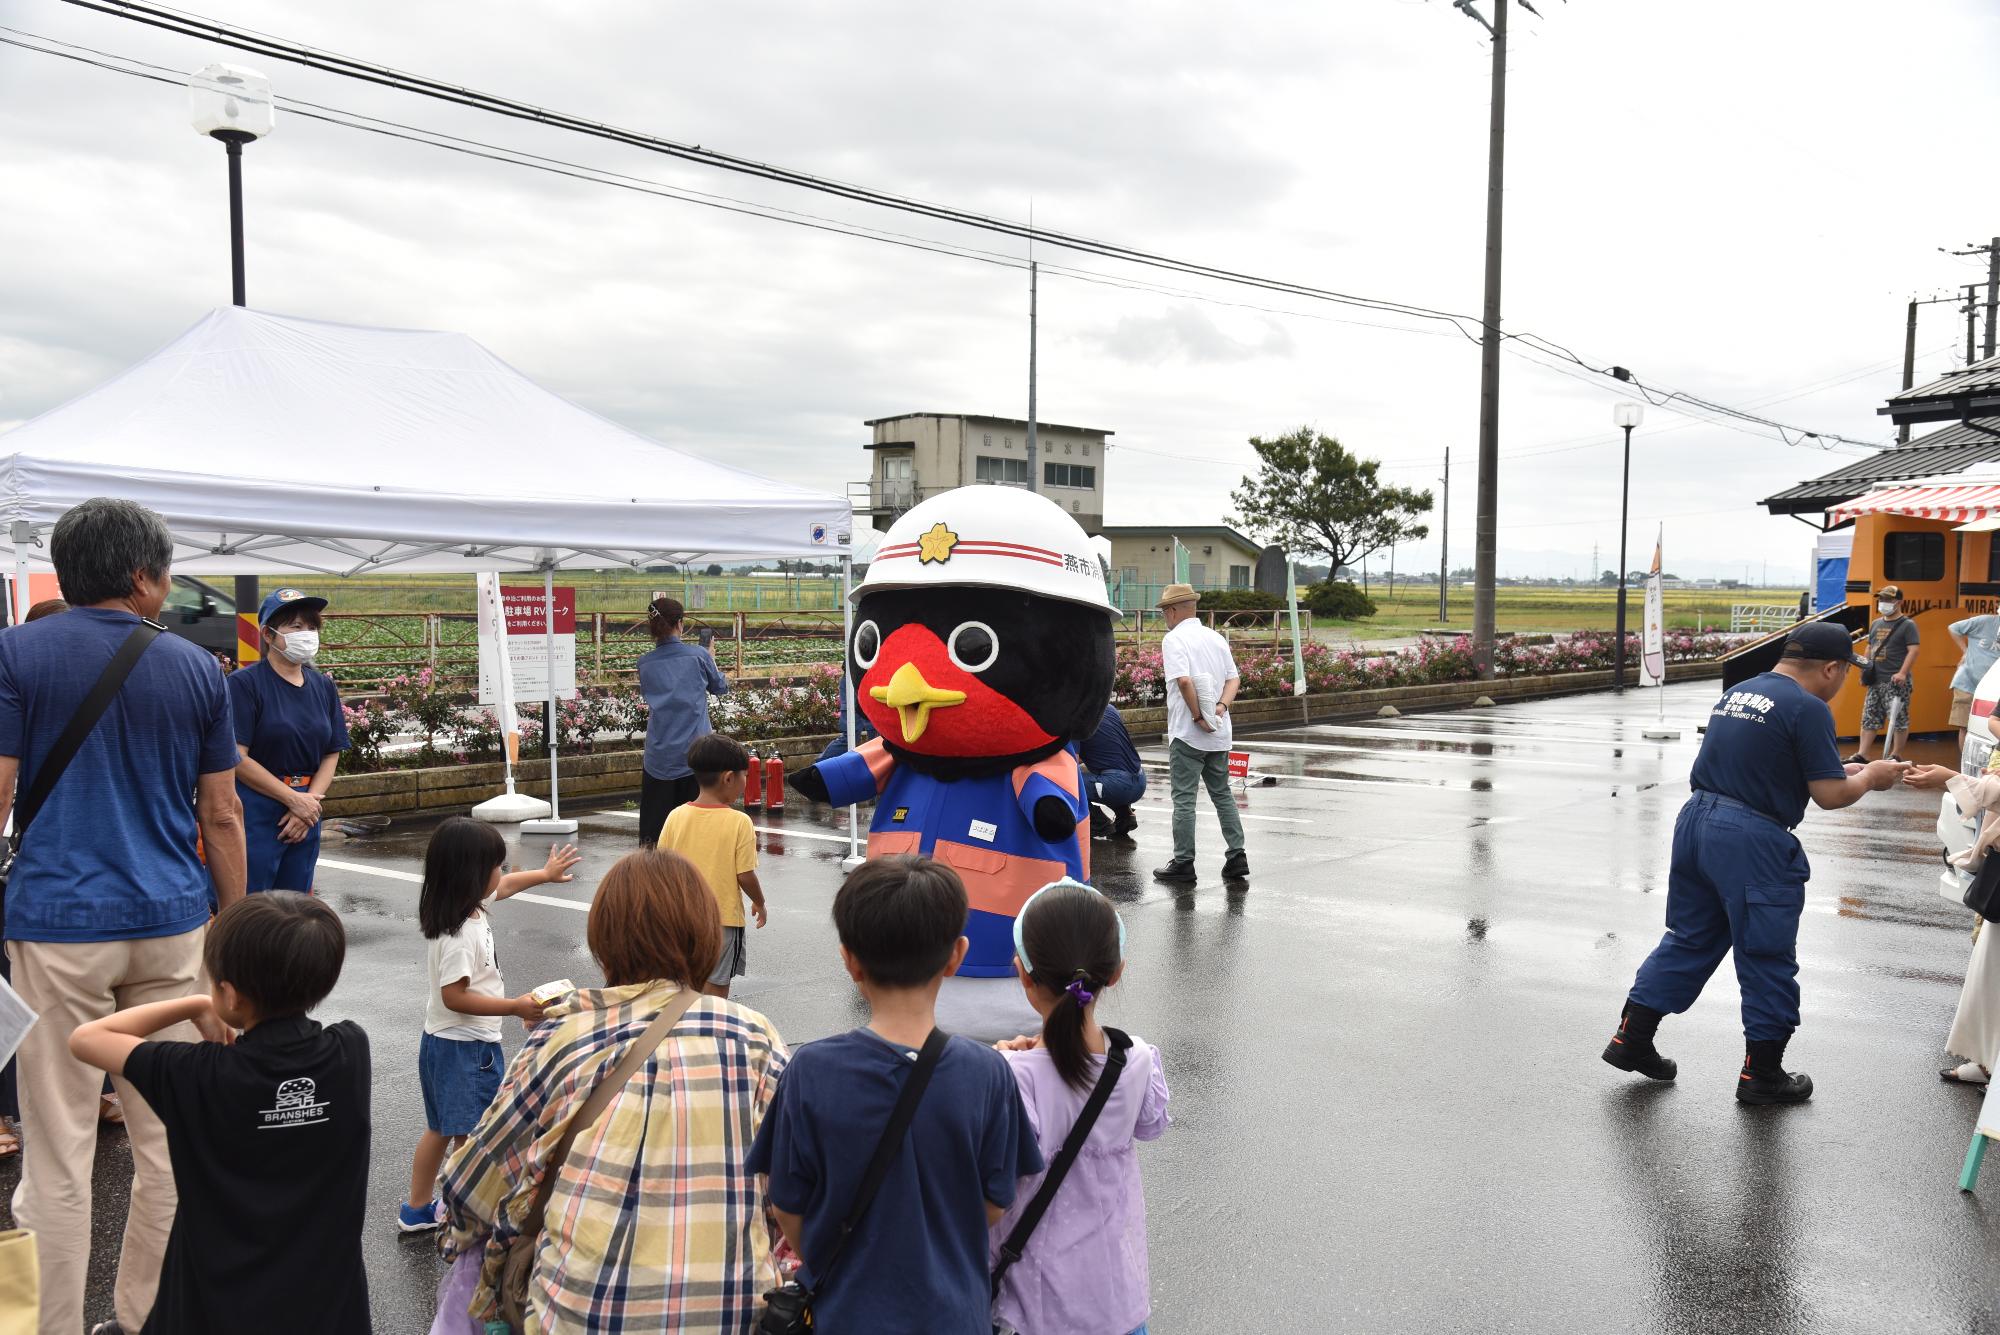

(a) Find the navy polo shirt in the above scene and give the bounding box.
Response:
[1690,671,1847,828]
[0,607,239,942]
[228,661,349,777]
[1079,704,1142,775]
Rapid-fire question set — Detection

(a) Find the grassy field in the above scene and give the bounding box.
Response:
[1319,583,1805,637]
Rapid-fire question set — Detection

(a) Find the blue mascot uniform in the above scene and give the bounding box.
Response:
[792,487,1116,977]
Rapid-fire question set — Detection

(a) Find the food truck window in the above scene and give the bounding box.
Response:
[1885,531,1945,583]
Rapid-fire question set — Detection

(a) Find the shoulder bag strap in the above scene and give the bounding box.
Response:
[12,620,164,851]
[518,985,701,1241]
[808,1027,948,1298]
[991,1028,1134,1300]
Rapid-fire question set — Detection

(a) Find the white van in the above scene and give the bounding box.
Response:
[1937,660,2000,900]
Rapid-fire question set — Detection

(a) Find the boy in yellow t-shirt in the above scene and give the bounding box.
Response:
[659,732,767,997]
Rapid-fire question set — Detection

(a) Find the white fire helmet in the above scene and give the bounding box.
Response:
[856,486,1116,614]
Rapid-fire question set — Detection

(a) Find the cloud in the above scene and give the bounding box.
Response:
[1089,305,1295,366]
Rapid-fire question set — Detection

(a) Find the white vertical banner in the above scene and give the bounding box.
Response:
[1287,559,1307,697]
[476,574,523,767]
[1642,526,1667,687]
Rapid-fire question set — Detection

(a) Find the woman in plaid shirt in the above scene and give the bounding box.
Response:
[439,850,790,1333]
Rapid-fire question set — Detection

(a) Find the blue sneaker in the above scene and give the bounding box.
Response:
[397,1199,442,1234]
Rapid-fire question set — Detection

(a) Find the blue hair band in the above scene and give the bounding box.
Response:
[1013,877,1127,977]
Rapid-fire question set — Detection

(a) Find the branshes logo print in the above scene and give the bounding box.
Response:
[259,1077,331,1129]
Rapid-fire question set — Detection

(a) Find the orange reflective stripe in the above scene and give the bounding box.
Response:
[1011,751,1080,800]
[859,738,895,793]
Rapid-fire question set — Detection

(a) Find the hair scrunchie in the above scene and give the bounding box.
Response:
[1064,970,1095,1007]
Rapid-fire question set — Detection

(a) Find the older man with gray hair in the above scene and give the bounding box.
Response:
[0,498,244,1335]
[1152,583,1248,884]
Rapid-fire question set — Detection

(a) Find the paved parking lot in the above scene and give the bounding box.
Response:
[14,681,2000,1332]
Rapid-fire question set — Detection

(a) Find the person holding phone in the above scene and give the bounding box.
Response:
[1850,583,1920,764]
[636,597,730,846]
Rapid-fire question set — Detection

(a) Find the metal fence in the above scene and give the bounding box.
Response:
[1729,604,1801,634]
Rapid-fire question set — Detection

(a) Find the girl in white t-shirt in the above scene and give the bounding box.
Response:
[398,817,579,1233]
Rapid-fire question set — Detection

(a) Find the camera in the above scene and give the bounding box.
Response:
[757,1281,811,1334]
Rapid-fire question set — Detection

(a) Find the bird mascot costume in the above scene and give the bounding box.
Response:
[790,486,1117,976]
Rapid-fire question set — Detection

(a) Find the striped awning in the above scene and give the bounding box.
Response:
[1828,480,2000,525]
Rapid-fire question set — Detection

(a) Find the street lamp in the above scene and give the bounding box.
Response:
[1612,401,1644,692]
[188,62,273,307]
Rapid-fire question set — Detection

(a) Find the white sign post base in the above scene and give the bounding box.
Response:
[473,791,551,824]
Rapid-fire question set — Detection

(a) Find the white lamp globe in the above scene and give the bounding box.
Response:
[189,62,274,141]
[1612,402,1644,429]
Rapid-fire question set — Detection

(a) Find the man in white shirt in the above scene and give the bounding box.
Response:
[1153,584,1247,883]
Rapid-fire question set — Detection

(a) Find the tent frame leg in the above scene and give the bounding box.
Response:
[841,553,863,872]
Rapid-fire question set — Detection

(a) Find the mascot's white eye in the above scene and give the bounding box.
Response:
[948,621,999,673]
[854,620,881,668]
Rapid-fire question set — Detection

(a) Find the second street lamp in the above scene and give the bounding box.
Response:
[1612,401,1644,692]
[188,62,274,307]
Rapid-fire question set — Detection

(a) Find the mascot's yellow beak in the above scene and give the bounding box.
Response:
[870,662,966,744]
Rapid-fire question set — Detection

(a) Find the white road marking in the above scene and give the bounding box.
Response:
[318,856,590,912]
[317,857,419,883]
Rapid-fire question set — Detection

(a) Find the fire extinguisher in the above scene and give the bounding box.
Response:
[744,752,765,808]
[765,751,785,810]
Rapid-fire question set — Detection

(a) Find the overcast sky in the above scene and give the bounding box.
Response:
[4,0,1999,583]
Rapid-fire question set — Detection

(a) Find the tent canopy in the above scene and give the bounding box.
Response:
[1826,470,2000,527]
[0,307,850,575]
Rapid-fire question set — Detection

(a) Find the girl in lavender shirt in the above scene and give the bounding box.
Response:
[992,880,1171,1335]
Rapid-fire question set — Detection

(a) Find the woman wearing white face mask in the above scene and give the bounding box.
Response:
[225,588,350,894]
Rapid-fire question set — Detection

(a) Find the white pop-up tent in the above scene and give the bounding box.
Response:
[0,306,860,846]
[0,306,849,574]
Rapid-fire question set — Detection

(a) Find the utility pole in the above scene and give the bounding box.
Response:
[1946,239,2000,359]
[1901,297,1917,444]
[1967,284,1981,367]
[1027,260,1039,492]
[1438,447,1450,622]
[1465,0,1507,679]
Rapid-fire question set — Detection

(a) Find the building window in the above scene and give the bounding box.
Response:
[1229,564,1251,588]
[1884,531,1944,583]
[975,455,1030,485]
[1043,462,1096,489]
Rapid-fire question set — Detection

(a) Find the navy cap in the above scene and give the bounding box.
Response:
[1780,621,1865,666]
[257,587,328,627]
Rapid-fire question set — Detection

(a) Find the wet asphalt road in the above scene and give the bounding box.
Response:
[11,681,2000,1333]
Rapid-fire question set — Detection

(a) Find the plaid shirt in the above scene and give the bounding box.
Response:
[440,982,789,1334]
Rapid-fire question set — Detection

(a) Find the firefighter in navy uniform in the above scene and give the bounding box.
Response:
[1602,623,1907,1103]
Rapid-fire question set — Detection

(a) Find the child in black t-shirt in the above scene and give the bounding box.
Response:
[69,891,371,1335]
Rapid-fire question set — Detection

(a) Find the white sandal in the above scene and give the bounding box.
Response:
[1941,1061,1991,1085]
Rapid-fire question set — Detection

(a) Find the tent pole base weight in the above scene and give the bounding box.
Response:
[521,817,579,835]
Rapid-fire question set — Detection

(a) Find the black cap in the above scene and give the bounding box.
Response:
[1780,621,1866,666]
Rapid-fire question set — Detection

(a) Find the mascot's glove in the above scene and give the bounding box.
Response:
[789,764,830,805]
[1031,795,1078,842]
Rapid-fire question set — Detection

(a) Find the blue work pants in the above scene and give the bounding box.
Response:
[240,780,324,894]
[1628,791,1807,1042]
[1082,767,1147,815]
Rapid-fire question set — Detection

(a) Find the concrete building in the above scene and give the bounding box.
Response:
[1100,525,1264,599]
[854,413,1110,535]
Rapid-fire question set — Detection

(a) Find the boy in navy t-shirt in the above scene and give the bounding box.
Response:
[747,855,1042,1334]
[69,891,371,1334]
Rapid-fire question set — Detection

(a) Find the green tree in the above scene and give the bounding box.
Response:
[1228,427,1433,575]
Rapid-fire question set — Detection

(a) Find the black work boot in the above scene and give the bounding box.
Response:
[1601,1001,1677,1081]
[1220,849,1249,879]
[1737,1037,1813,1105]
[1152,859,1196,884]
[1112,807,1139,837]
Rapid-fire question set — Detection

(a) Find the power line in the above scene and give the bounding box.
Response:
[42,1,1891,452]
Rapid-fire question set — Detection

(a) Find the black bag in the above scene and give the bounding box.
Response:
[990,1029,1133,1306]
[758,1028,948,1335]
[0,619,163,902]
[1965,851,2000,920]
